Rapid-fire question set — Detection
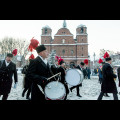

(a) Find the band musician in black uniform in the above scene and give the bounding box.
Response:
[57,59,69,100]
[97,52,118,100]
[0,53,18,100]
[70,62,85,97]
[26,45,54,101]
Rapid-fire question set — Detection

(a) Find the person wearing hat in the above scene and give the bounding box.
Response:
[26,44,54,101]
[70,62,85,97]
[97,52,118,100]
[98,61,110,97]
[57,58,69,100]
[0,53,18,100]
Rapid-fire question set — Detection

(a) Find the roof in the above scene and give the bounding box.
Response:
[77,24,86,28]
[42,25,51,29]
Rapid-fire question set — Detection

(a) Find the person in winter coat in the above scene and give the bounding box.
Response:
[98,62,110,97]
[117,67,120,94]
[97,55,118,100]
[70,62,85,97]
[57,58,69,100]
[86,67,91,79]
[0,53,18,100]
[26,45,54,101]
[22,60,32,100]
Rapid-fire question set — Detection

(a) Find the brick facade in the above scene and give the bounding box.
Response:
[41,22,89,66]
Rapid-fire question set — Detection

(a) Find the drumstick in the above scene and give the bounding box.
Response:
[47,72,61,81]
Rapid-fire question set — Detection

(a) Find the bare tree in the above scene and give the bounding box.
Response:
[99,49,115,58]
[0,37,29,66]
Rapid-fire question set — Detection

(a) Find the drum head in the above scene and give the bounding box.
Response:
[65,69,83,86]
[44,81,66,100]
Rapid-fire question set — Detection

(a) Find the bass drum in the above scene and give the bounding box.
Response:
[65,68,84,86]
[44,81,66,100]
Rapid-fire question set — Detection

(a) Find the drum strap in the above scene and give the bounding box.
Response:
[37,85,44,94]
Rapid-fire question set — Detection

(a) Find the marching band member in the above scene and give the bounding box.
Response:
[26,44,54,101]
[98,58,109,97]
[70,62,85,97]
[57,57,69,100]
[97,52,118,100]
[0,53,18,100]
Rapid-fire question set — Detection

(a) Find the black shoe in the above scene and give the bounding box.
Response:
[26,97,31,100]
[106,94,110,97]
[104,93,110,97]
[22,93,24,97]
[70,88,72,92]
[77,94,82,97]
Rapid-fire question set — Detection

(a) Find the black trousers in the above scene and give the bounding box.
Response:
[70,84,81,96]
[97,91,118,100]
[22,88,31,99]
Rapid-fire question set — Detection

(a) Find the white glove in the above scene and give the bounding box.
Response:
[14,82,18,89]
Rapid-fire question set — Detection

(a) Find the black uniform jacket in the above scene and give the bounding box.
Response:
[57,66,69,94]
[76,65,83,87]
[0,60,18,94]
[102,63,117,93]
[26,56,53,100]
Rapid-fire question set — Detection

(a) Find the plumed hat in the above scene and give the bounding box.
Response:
[36,44,46,53]
[28,37,39,52]
[7,53,13,58]
[80,62,85,66]
[84,59,88,65]
[58,57,64,65]
[29,54,35,60]
[103,52,111,61]
[12,49,17,56]
[98,58,103,64]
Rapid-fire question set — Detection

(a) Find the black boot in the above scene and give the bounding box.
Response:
[77,94,82,97]
[104,93,110,97]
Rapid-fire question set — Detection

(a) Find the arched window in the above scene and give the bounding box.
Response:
[44,40,47,43]
[71,50,74,55]
[62,39,65,44]
[45,28,47,34]
[62,49,65,55]
[81,27,84,33]
[54,50,56,54]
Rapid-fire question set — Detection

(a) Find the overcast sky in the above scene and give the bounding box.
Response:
[0,20,120,61]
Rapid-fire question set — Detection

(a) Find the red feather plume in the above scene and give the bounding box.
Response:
[29,54,35,59]
[12,49,17,56]
[55,56,59,60]
[103,52,110,58]
[58,57,64,65]
[28,37,39,52]
[98,58,103,64]
[84,59,88,65]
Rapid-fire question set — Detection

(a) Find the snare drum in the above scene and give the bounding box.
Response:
[44,81,66,100]
[65,68,84,86]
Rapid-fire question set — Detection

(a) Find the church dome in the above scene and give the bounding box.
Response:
[55,28,73,35]
[77,24,86,28]
[42,25,51,29]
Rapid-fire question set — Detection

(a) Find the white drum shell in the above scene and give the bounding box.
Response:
[65,68,84,86]
[44,81,66,100]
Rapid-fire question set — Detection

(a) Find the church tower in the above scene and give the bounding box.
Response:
[41,25,52,52]
[76,24,88,64]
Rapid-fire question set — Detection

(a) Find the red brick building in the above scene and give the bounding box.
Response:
[41,20,89,66]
